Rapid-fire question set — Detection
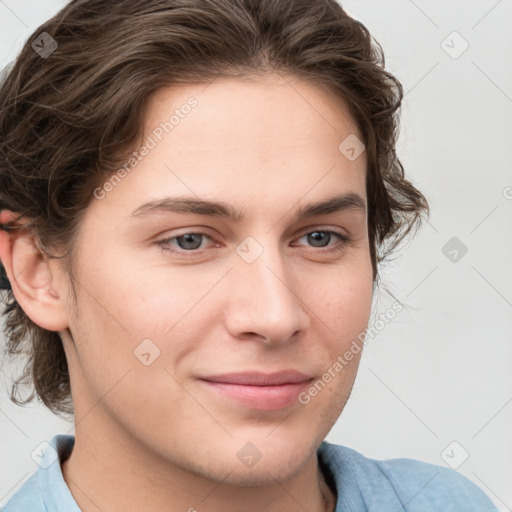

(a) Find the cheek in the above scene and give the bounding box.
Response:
[67,273,219,442]
[300,281,371,418]
[321,262,374,338]
[67,249,220,396]
[75,239,209,339]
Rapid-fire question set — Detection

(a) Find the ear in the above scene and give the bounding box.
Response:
[0,210,70,332]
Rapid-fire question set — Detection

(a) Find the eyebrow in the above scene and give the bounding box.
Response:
[128,192,366,222]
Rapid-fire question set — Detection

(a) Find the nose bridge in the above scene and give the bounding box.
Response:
[227,233,306,342]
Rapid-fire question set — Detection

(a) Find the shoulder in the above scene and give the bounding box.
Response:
[318,441,499,511]
[1,473,45,512]
[2,434,78,512]
[375,454,498,510]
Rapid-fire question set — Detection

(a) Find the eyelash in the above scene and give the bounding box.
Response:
[156,229,351,255]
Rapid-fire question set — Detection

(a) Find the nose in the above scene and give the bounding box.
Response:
[223,237,310,346]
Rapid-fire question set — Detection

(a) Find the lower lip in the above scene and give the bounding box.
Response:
[199,380,312,411]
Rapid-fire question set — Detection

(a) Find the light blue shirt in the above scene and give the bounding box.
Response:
[2,434,498,511]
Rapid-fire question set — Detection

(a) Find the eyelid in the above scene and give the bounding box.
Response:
[295,225,349,239]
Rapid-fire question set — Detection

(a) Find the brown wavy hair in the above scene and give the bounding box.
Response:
[0,0,429,417]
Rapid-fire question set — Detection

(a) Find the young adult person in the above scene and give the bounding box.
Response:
[0,0,499,510]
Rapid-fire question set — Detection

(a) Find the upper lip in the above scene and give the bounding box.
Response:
[200,370,313,386]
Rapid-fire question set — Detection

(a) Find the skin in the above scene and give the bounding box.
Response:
[0,73,374,512]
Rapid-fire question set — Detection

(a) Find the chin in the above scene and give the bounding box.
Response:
[178,434,317,487]
[204,453,312,488]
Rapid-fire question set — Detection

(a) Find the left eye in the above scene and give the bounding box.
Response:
[295,230,350,250]
[158,232,212,252]
[157,230,350,253]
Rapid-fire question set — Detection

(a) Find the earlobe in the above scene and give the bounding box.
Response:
[0,210,70,332]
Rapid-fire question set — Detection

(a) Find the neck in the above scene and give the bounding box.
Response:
[61,416,336,512]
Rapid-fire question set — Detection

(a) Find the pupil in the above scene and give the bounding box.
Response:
[179,234,202,250]
[309,231,329,247]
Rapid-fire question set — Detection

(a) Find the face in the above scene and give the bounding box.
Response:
[58,74,374,485]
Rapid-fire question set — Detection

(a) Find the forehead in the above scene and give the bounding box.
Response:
[144,73,360,154]
[90,74,367,221]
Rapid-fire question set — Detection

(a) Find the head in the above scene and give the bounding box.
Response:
[0,0,428,485]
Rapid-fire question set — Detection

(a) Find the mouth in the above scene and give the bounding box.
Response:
[198,370,314,411]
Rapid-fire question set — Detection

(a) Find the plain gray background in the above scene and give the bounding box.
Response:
[1,0,511,510]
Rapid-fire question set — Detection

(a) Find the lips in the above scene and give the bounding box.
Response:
[198,370,314,410]
[201,370,313,386]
